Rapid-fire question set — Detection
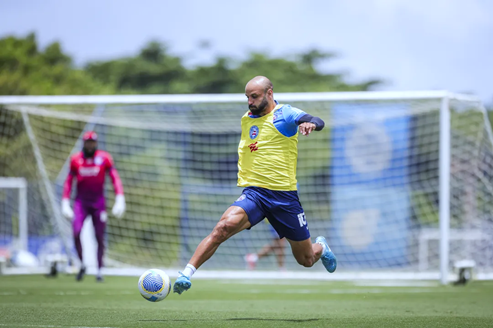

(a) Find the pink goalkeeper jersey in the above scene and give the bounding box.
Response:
[63,150,123,202]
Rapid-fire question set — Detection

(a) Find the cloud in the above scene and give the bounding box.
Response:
[0,0,491,102]
[364,0,491,39]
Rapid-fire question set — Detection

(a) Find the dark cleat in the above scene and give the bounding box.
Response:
[76,266,86,281]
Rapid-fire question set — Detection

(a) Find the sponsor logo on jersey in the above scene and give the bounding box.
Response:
[79,166,100,177]
[248,142,259,152]
[94,156,103,166]
[249,125,259,139]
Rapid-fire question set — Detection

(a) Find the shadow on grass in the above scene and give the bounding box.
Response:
[140,318,319,323]
[228,318,319,323]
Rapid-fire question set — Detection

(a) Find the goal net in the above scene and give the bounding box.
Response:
[1,92,492,281]
[0,178,27,266]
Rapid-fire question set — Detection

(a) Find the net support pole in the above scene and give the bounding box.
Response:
[439,95,451,285]
[21,110,74,264]
[18,178,28,252]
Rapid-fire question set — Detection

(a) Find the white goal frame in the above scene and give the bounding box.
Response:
[1,90,490,284]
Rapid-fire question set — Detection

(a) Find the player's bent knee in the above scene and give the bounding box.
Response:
[295,255,315,267]
[210,221,234,244]
[289,239,316,267]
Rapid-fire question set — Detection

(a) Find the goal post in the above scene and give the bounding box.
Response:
[439,96,451,285]
[0,91,491,283]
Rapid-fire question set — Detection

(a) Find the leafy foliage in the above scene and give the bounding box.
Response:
[85,41,382,94]
[0,33,112,95]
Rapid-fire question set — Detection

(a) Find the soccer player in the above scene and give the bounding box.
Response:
[61,131,126,282]
[173,76,337,295]
[244,220,286,271]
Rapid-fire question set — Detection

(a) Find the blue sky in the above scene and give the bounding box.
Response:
[1,0,492,104]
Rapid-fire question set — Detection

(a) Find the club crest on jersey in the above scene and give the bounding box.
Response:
[236,194,246,202]
[249,125,259,139]
[94,156,103,166]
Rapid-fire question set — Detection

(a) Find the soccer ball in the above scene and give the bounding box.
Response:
[138,269,171,302]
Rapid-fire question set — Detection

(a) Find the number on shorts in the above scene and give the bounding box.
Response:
[297,212,307,227]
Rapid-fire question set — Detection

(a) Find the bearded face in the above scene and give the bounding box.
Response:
[249,95,269,115]
[83,140,97,158]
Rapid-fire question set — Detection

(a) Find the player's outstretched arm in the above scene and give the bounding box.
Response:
[104,152,126,218]
[61,167,74,219]
[109,167,125,219]
[297,114,325,136]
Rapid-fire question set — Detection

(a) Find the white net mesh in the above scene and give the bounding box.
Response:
[1,93,492,277]
[0,180,22,258]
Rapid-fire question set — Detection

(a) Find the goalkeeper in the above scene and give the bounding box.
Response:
[61,131,126,282]
[174,76,337,294]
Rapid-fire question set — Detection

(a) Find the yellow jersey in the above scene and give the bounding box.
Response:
[237,104,299,191]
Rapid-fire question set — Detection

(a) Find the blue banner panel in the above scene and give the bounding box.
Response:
[330,104,410,268]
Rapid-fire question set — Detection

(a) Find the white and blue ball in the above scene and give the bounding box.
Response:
[138,269,171,302]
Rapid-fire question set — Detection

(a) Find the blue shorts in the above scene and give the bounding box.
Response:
[231,186,310,241]
[268,222,280,239]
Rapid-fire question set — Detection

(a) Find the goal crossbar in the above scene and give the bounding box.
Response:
[0,90,482,105]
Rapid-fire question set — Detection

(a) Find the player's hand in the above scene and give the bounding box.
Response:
[298,122,316,136]
[112,194,126,219]
[61,199,74,219]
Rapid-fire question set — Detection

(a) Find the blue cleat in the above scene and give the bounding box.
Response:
[173,272,192,295]
[316,236,337,273]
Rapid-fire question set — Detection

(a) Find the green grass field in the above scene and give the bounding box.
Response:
[0,275,492,328]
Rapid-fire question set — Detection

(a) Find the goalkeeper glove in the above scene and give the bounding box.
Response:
[112,194,126,219]
[61,199,74,219]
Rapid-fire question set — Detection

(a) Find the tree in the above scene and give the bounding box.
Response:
[232,50,381,93]
[0,33,112,178]
[188,57,241,94]
[0,33,111,95]
[84,41,382,94]
[85,41,188,94]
